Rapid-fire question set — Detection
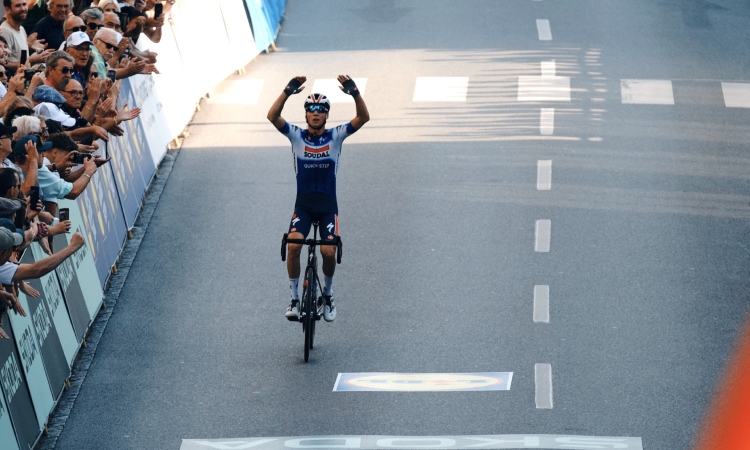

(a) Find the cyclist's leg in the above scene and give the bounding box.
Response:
[319,213,338,279]
[287,208,312,298]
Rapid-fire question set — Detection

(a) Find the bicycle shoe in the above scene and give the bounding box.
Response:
[285,300,299,321]
[323,295,336,322]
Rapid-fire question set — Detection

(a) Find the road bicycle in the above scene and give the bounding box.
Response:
[281,222,342,362]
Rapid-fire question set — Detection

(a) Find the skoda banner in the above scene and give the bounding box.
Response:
[0,384,20,450]
[28,242,79,366]
[19,251,69,401]
[0,315,41,450]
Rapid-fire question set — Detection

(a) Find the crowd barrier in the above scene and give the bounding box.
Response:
[243,0,286,53]
[1,1,266,448]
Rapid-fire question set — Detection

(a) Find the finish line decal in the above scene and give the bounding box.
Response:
[180,435,644,450]
[332,372,512,392]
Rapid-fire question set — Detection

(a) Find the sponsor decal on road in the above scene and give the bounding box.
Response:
[333,372,512,392]
[180,435,644,450]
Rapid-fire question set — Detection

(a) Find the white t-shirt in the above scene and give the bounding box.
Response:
[0,261,18,284]
[0,21,29,64]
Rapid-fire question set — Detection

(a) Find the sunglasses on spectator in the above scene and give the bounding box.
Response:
[87,22,102,30]
[0,135,11,140]
[57,66,74,74]
[0,72,6,77]
[99,41,118,50]
[64,90,84,96]
[305,105,329,113]
[67,25,86,33]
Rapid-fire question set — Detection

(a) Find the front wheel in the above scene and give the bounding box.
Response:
[303,267,315,362]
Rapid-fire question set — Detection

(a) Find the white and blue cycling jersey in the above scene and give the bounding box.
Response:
[278,121,357,201]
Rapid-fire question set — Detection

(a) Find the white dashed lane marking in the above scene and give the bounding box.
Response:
[413,77,469,102]
[539,109,554,135]
[533,285,550,323]
[537,160,551,190]
[620,79,674,105]
[535,363,554,409]
[721,82,750,108]
[518,61,571,102]
[535,220,551,252]
[536,19,552,40]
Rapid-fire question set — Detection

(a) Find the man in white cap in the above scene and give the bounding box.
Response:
[64,31,93,88]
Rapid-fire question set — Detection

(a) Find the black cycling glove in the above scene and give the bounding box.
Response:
[341,78,360,97]
[284,78,303,96]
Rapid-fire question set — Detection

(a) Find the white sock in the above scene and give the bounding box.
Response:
[324,276,334,296]
[290,278,300,301]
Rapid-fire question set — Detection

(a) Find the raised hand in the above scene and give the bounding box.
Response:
[338,75,360,97]
[284,76,306,96]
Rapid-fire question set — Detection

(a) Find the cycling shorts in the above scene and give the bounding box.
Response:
[288,193,339,241]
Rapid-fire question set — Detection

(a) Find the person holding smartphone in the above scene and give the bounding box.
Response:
[0,0,55,71]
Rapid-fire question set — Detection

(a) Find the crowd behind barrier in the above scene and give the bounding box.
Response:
[0,1,283,449]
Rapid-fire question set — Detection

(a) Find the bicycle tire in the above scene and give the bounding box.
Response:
[303,267,315,362]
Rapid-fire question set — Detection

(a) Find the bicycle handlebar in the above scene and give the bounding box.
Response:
[281,233,343,264]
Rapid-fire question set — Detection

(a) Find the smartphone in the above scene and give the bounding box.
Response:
[154,2,163,18]
[72,152,92,164]
[29,186,39,209]
[59,208,69,222]
[107,69,116,82]
[24,69,34,81]
[20,50,27,66]
[120,13,130,31]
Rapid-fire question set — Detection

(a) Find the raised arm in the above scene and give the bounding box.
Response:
[267,76,306,130]
[338,75,369,130]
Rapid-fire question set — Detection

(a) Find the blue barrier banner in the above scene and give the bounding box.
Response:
[109,78,158,229]
[29,240,79,366]
[77,163,128,289]
[55,200,104,324]
[0,314,42,449]
[244,0,286,52]
[7,293,54,430]
[0,383,20,450]
[19,251,70,400]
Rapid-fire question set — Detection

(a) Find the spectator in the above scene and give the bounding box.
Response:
[31,85,75,127]
[21,0,48,35]
[11,113,42,140]
[0,35,10,68]
[0,65,7,100]
[141,0,166,44]
[79,7,103,43]
[0,0,54,70]
[0,225,86,296]
[32,0,73,52]
[44,50,74,90]
[97,0,119,13]
[64,31,92,87]
[11,134,45,195]
[3,101,33,124]
[60,15,87,49]
[0,122,17,169]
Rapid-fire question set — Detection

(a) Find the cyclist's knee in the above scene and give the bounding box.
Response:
[287,232,304,255]
[320,245,336,259]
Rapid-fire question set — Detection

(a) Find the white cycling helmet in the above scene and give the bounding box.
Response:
[304,93,330,111]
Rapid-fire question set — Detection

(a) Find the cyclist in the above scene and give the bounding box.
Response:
[267,74,369,322]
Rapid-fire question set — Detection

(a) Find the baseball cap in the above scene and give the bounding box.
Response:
[66,31,92,48]
[0,227,23,251]
[12,135,53,155]
[32,85,67,105]
[0,198,22,219]
[0,218,24,244]
[33,103,76,127]
[0,123,17,137]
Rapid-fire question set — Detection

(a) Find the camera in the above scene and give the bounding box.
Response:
[59,208,69,222]
[72,153,92,164]
[107,69,116,82]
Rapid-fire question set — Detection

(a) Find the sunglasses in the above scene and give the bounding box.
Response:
[57,66,73,74]
[87,22,102,30]
[0,72,6,77]
[99,41,118,51]
[305,105,329,113]
[67,25,86,33]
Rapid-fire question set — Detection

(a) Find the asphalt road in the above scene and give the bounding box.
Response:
[50,1,750,449]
